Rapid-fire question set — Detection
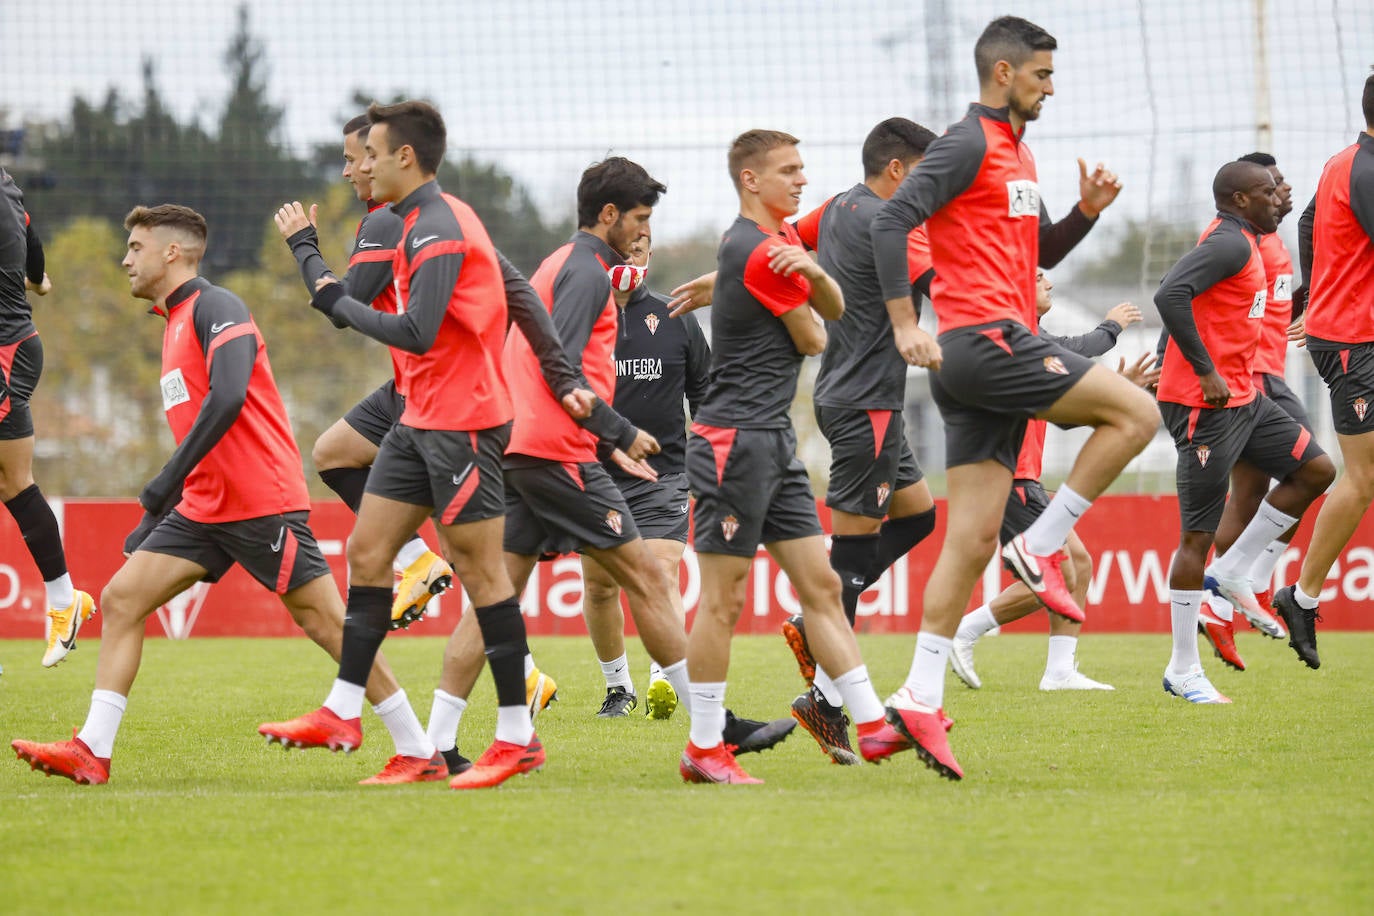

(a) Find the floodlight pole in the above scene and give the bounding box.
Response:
[1254,0,1273,151]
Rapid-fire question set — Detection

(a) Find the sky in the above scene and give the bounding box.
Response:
[3,0,1373,284]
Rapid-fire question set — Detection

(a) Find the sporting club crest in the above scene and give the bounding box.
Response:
[1197,444,1211,468]
[721,514,740,542]
[605,510,623,536]
[645,313,660,335]
[1043,356,1069,375]
[876,481,891,506]
[1356,398,1369,423]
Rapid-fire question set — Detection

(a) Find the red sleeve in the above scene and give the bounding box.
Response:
[906,225,932,284]
[792,197,832,251]
[743,237,811,316]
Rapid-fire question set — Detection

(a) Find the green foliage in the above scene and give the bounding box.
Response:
[2,633,1371,912]
[1072,218,1201,290]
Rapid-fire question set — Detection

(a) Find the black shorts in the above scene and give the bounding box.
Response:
[929,321,1095,471]
[615,471,691,543]
[816,404,924,518]
[1258,372,1312,432]
[687,425,824,557]
[503,459,641,556]
[1000,478,1050,546]
[0,334,42,440]
[139,509,332,594]
[1310,344,1374,436]
[342,379,405,447]
[1161,396,1325,532]
[366,422,509,524]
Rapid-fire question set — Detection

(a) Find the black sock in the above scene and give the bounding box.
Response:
[475,597,529,708]
[4,483,67,581]
[337,585,391,686]
[871,508,937,582]
[318,467,371,515]
[830,533,880,628]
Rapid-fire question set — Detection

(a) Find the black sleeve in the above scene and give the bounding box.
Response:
[499,250,579,400]
[342,208,403,305]
[550,258,638,450]
[683,311,712,418]
[1156,328,1170,365]
[910,267,935,318]
[1294,194,1316,319]
[1153,224,1253,376]
[1038,203,1097,268]
[138,292,257,515]
[1351,149,1374,244]
[317,241,460,354]
[1043,319,1122,358]
[872,123,985,301]
[285,225,334,294]
[24,218,44,285]
[579,399,637,451]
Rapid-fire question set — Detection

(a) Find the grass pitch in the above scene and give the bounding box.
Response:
[2,631,1372,914]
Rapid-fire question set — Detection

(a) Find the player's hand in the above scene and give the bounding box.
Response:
[610,449,658,482]
[123,511,160,558]
[1199,370,1230,408]
[561,387,596,419]
[1104,302,1142,328]
[1077,158,1123,218]
[668,271,716,317]
[314,277,339,292]
[894,323,942,371]
[25,273,52,296]
[625,428,660,461]
[1117,352,1160,389]
[768,244,819,280]
[274,201,317,239]
[1287,314,1307,348]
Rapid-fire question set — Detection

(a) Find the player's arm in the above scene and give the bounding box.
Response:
[23,214,45,286]
[1294,194,1316,320]
[277,202,334,293]
[1153,224,1252,403]
[769,244,843,320]
[743,237,828,354]
[497,250,581,402]
[137,291,257,519]
[1039,160,1120,267]
[1045,303,1140,358]
[683,311,712,417]
[340,208,403,304]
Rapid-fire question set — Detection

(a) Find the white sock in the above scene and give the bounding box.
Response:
[45,573,74,611]
[648,661,664,683]
[812,665,843,707]
[372,689,434,758]
[1294,584,1321,610]
[599,653,634,691]
[957,605,999,641]
[523,654,535,678]
[323,679,366,721]
[426,689,467,752]
[1022,484,1092,556]
[1167,590,1206,675]
[394,537,430,570]
[1206,592,1234,622]
[495,705,534,746]
[661,660,691,718]
[903,632,951,709]
[1248,540,1286,592]
[1045,635,1077,678]
[688,681,726,748]
[832,665,885,726]
[77,690,127,758]
[1210,502,1299,579]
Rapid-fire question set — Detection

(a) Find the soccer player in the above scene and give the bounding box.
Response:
[0,167,95,668]
[257,100,545,790]
[423,160,793,764]
[1195,152,1303,667]
[952,271,1153,691]
[1276,72,1374,668]
[11,204,433,785]
[1154,161,1334,703]
[579,232,711,719]
[680,128,918,785]
[869,16,1156,766]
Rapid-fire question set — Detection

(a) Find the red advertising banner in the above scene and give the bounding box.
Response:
[0,496,1368,641]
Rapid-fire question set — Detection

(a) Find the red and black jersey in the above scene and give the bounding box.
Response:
[1252,231,1295,377]
[694,216,812,429]
[871,104,1095,334]
[1303,133,1374,346]
[152,277,309,523]
[1155,213,1268,409]
[0,168,37,345]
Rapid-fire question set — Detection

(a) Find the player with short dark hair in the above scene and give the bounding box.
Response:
[11,204,427,785]
[1154,161,1335,703]
[1276,70,1374,668]
[870,15,1155,773]
[0,167,94,669]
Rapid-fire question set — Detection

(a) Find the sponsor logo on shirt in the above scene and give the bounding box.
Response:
[1273,274,1292,301]
[605,509,624,536]
[1196,444,1211,468]
[411,234,439,248]
[357,239,384,249]
[876,481,891,506]
[644,313,660,335]
[210,321,235,333]
[1005,180,1040,218]
[1355,398,1369,423]
[721,514,740,542]
[1248,290,1267,319]
[160,368,191,412]
[617,357,663,381]
[1043,356,1069,375]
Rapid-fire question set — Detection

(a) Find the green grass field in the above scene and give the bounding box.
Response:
[3,631,1372,914]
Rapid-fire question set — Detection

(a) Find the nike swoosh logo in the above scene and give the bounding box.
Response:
[850,576,866,587]
[921,646,941,655]
[270,527,285,553]
[412,234,439,248]
[357,240,383,248]
[451,462,474,488]
[211,322,235,333]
